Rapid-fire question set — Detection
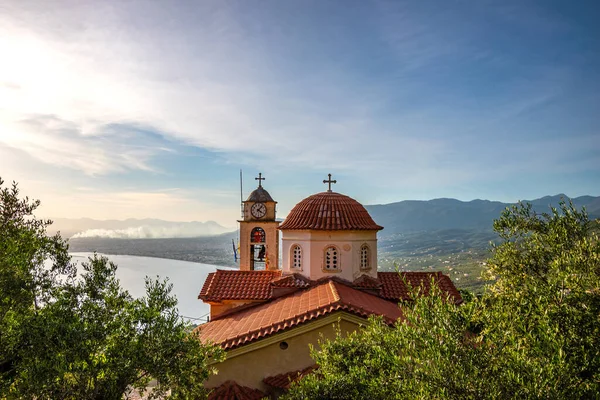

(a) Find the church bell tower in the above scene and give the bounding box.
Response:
[239,173,280,271]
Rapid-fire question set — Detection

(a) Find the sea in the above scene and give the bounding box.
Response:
[70,252,235,324]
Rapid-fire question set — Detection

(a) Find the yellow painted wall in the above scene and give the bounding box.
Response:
[205,313,362,395]
[243,200,277,221]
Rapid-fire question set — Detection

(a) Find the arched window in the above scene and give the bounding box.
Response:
[360,244,370,270]
[291,244,302,270]
[324,246,340,271]
[251,227,265,243]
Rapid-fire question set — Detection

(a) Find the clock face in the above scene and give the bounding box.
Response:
[251,202,267,219]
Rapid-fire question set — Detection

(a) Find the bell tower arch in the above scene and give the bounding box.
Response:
[239,173,280,271]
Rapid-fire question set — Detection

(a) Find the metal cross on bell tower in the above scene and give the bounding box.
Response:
[323,173,337,192]
[255,172,265,187]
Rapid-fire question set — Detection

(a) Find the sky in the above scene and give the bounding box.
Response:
[1,0,599,228]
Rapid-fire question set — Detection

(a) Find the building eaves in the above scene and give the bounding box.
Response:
[207,380,265,400]
[263,365,318,389]
[196,279,403,350]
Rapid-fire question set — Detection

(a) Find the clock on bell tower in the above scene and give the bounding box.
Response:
[238,173,280,271]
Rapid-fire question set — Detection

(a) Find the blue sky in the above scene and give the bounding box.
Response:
[1,0,598,227]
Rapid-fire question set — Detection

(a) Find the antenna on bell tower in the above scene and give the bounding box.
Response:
[240,169,243,219]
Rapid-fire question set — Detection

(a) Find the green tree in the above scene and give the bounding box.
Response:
[0,178,224,399]
[1,178,73,388]
[285,201,600,399]
[478,201,600,398]
[285,290,490,400]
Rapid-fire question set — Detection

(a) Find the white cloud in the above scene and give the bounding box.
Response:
[0,115,170,175]
[71,224,230,239]
[36,185,239,227]
[0,0,452,178]
[0,0,594,221]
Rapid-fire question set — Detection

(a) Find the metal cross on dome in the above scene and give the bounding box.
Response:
[323,173,337,192]
[255,172,265,187]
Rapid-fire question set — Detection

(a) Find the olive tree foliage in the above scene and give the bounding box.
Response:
[0,178,224,399]
[285,289,491,400]
[478,201,600,398]
[286,201,600,400]
[0,178,74,387]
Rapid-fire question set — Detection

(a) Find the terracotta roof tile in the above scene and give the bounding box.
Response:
[263,365,317,389]
[378,272,462,304]
[198,270,282,302]
[279,191,383,231]
[197,280,403,350]
[199,270,461,305]
[207,380,265,400]
[352,274,382,289]
[271,273,312,288]
[199,272,216,298]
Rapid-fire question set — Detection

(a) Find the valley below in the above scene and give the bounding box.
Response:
[377,229,498,292]
[66,194,600,294]
[69,228,498,293]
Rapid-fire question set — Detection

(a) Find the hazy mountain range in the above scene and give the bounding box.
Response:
[48,218,231,239]
[366,194,600,236]
[51,194,599,239]
[62,194,599,292]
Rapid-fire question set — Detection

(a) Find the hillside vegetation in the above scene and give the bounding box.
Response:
[365,194,600,235]
[369,194,600,291]
[286,201,600,399]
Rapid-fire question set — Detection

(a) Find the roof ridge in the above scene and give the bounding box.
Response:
[220,303,342,348]
[208,380,265,400]
[329,280,341,302]
[217,269,279,274]
[198,272,216,300]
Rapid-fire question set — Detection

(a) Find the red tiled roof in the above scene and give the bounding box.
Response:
[263,365,317,389]
[278,191,383,231]
[271,273,312,288]
[378,271,462,304]
[197,280,403,350]
[353,274,383,289]
[207,380,265,400]
[199,270,461,305]
[199,270,282,302]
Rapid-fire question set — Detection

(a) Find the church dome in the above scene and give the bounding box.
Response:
[279,191,383,231]
[246,186,274,202]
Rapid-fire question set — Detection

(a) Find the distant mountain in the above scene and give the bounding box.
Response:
[366,194,600,236]
[48,218,232,239]
[49,194,599,239]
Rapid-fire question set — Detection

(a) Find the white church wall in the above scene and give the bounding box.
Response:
[281,230,378,281]
[281,230,311,274]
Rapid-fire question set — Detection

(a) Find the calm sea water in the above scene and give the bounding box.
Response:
[70,253,235,323]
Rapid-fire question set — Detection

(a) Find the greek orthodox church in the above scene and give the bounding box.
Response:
[197,174,461,399]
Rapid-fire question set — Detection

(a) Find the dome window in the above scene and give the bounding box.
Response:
[291,244,302,270]
[360,244,370,270]
[324,246,340,271]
